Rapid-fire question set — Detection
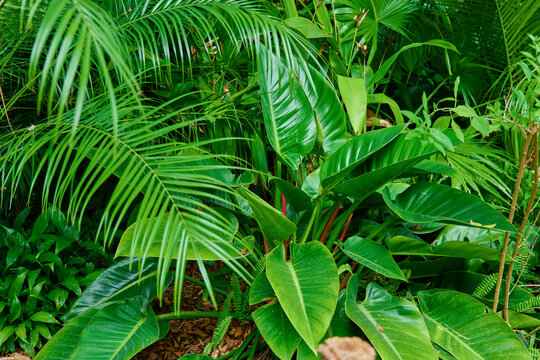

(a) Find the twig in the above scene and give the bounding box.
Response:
[493,130,535,312]
[503,130,539,321]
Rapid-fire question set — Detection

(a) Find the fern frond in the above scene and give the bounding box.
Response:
[472,273,498,299]
[338,263,352,276]
[230,273,244,314]
[204,292,234,355]
[513,296,540,312]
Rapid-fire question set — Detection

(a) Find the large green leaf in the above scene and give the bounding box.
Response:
[343,237,406,280]
[334,131,439,197]
[418,290,530,360]
[259,48,348,167]
[345,276,437,360]
[319,125,406,192]
[436,271,533,309]
[250,272,301,360]
[115,210,241,260]
[383,183,516,232]
[259,49,317,168]
[294,53,348,155]
[238,187,296,241]
[266,242,338,352]
[386,236,509,262]
[35,297,159,360]
[252,301,302,360]
[66,258,172,322]
[337,75,367,133]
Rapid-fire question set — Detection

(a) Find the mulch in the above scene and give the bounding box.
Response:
[133,263,272,359]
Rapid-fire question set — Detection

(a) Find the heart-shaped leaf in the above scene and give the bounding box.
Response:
[345,276,437,360]
[266,242,338,352]
[418,290,530,359]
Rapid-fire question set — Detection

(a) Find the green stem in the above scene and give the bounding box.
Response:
[185,276,229,296]
[300,198,323,244]
[157,311,251,321]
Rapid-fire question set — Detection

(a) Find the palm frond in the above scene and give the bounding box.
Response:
[426,0,540,99]
[27,0,140,133]
[0,94,253,310]
[115,0,312,79]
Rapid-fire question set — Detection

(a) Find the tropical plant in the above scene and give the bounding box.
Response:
[0,208,112,356]
[1,0,539,359]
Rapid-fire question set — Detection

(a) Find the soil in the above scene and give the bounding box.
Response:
[132,263,271,359]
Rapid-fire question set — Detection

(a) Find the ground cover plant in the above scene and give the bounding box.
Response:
[0,0,539,359]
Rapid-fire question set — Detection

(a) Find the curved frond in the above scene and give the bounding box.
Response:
[0,95,253,310]
[115,0,312,78]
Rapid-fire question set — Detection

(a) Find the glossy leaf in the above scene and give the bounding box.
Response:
[249,272,275,305]
[343,237,406,280]
[418,290,530,359]
[295,58,348,155]
[115,210,241,260]
[337,76,367,133]
[259,49,317,168]
[335,131,439,198]
[238,187,296,241]
[35,297,159,360]
[252,301,302,360]
[386,236,509,262]
[383,183,516,232]
[271,178,313,212]
[319,125,406,192]
[266,242,338,352]
[66,258,172,322]
[345,276,437,360]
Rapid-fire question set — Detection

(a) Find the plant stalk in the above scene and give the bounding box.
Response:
[493,131,535,312]
[503,131,538,321]
[157,311,251,321]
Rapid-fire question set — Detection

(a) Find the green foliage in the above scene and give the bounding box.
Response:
[0,208,111,355]
[1,0,540,359]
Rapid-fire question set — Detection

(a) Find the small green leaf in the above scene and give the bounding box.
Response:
[337,76,367,133]
[343,237,406,280]
[471,116,490,137]
[238,187,296,241]
[30,312,59,324]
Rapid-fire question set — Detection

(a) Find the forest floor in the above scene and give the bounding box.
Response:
[3,263,271,360]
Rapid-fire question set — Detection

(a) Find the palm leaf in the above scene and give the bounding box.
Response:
[0,94,252,311]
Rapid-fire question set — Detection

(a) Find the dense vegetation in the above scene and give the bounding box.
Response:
[0,0,539,359]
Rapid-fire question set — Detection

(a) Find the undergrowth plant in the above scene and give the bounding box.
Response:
[1,0,539,359]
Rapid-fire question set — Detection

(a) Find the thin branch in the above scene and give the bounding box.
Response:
[493,130,535,312]
[503,129,538,321]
